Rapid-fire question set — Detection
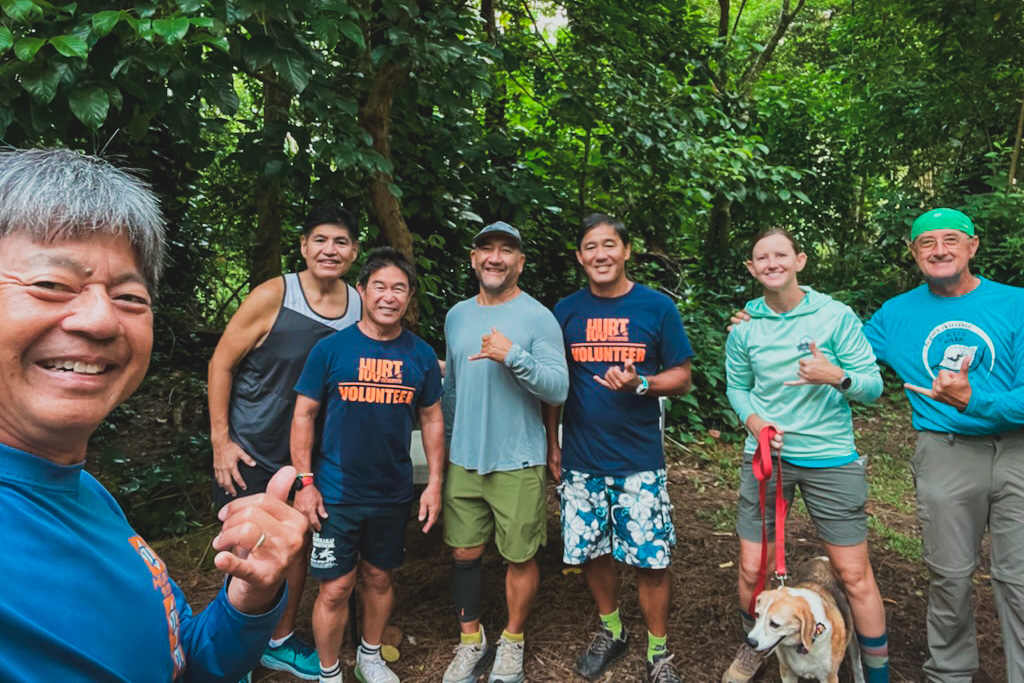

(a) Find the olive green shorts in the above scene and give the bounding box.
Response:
[737,453,868,547]
[442,464,547,563]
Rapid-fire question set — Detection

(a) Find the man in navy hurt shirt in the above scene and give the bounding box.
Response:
[543,214,693,683]
[292,247,444,683]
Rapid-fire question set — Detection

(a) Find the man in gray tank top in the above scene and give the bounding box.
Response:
[208,202,361,680]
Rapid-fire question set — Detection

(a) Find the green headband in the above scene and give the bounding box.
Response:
[910,208,975,240]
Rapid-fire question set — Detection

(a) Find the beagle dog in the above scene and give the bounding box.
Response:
[746,557,864,683]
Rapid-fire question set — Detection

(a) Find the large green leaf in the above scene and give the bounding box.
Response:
[272,51,309,94]
[68,83,109,129]
[153,17,190,43]
[14,37,45,62]
[91,10,122,37]
[0,26,13,52]
[19,63,62,103]
[50,34,88,58]
[1,0,39,22]
[201,75,239,115]
[338,19,364,51]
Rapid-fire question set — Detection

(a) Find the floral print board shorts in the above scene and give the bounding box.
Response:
[558,468,676,569]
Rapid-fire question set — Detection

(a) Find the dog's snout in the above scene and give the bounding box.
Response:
[745,636,758,649]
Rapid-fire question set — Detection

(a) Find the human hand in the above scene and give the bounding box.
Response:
[593,358,641,392]
[294,484,328,532]
[727,309,752,333]
[418,482,441,533]
[904,356,973,411]
[468,327,513,363]
[783,342,844,386]
[547,442,562,484]
[214,466,308,614]
[746,415,783,451]
[213,439,257,497]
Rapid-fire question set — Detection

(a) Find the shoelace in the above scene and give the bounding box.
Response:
[587,631,618,656]
[649,654,680,683]
[494,639,523,668]
[450,641,485,670]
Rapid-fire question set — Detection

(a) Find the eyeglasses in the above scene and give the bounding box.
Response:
[914,234,972,251]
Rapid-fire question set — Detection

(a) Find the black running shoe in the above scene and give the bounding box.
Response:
[648,653,683,683]
[575,628,630,680]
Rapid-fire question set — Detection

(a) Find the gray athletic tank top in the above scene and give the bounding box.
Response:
[227,273,361,471]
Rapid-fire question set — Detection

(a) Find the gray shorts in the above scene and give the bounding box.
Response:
[737,453,868,547]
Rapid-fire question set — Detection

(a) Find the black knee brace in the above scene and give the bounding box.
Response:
[452,557,483,623]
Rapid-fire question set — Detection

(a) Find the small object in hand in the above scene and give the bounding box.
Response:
[254,532,267,550]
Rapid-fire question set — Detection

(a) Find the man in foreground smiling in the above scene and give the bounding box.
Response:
[0,148,307,681]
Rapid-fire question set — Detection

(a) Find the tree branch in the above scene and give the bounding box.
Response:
[738,0,806,92]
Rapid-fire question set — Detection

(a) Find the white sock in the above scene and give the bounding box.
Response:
[319,660,342,683]
[358,638,382,662]
[268,631,294,648]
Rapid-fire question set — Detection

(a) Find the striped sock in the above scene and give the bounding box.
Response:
[358,638,382,662]
[319,660,342,683]
[857,631,889,683]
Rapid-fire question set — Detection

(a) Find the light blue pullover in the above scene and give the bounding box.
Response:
[726,287,882,466]
[442,292,569,473]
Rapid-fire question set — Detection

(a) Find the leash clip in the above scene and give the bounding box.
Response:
[775,572,788,587]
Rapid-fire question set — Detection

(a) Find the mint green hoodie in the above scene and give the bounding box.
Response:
[725,287,882,466]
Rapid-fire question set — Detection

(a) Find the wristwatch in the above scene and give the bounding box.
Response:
[836,374,852,391]
[635,376,650,395]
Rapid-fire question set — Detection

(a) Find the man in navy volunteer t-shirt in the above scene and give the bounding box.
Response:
[292,247,444,683]
[544,214,693,683]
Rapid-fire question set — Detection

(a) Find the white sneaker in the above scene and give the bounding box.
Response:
[443,626,494,683]
[488,636,524,683]
[354,655,399,683]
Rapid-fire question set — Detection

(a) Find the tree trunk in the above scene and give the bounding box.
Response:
[251,77,291,289]
[359,61,414,259]
[705,194,733,267]
[359,60,418,327]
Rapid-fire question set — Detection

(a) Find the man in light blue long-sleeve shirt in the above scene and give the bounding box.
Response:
[441,221,568,683]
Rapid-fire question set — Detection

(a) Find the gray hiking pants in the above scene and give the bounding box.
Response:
[912,429,1024,683]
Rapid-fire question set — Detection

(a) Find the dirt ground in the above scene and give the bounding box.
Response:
[173,454,1008,683]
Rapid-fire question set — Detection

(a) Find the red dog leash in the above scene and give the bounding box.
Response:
[748,425,790,615]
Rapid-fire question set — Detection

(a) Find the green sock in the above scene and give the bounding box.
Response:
[460,628,482,645]
[647,632,667,663]
[599,608,623,640]
[501,630,524,643]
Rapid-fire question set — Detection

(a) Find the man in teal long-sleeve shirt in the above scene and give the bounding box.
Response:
[441,221,568,683]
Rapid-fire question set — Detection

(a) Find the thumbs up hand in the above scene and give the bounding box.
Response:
[784,341,845,387]
[905,356,973,411]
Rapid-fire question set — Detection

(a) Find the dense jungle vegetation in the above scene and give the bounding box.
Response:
[3,0,1022,534]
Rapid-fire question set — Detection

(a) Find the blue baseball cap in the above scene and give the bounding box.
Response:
[472,221,523,249]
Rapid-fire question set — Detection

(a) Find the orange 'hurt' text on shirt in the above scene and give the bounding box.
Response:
[339,357,415,404]
[571,318,647,364]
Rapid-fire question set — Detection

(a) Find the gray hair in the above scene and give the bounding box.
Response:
[0,148,166,289]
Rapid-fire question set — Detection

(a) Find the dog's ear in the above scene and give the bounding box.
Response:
[796,599,816,652]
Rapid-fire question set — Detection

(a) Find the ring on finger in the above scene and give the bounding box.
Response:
[254,531,267,550]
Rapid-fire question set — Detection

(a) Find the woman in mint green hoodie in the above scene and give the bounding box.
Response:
[721,229,890,683]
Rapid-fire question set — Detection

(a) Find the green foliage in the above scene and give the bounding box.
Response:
[12,0,1024,536]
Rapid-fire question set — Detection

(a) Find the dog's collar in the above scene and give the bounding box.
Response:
[797,622,828,655]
